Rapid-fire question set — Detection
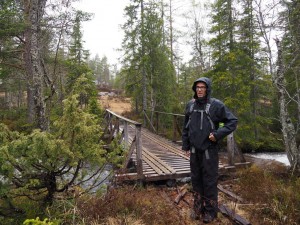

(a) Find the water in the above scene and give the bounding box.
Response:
[246,152,290,166]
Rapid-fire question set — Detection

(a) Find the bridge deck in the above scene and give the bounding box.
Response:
[116,126,234,182]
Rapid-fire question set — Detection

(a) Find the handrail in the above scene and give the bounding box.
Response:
[143,109,184,142]
[144,109,185,117]
[105,109,143,180]
[106,109,142,125]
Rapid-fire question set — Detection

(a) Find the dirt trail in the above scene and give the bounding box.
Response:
[98,95,132,115]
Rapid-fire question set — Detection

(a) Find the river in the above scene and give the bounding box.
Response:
[246,152,290,166]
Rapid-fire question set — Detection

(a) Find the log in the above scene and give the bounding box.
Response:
[218,184,244,202]
[219,204,251,225]
[174,189,188,204]
[174,184,189,204]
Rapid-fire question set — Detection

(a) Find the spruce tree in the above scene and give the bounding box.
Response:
[121,0,176,115]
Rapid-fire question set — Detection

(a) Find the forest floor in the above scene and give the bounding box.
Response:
[96,95,289,225]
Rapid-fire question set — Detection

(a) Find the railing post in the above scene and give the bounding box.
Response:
[109,113,113,133]
[135,124,143,180]
[172,115,177,142]
[108,113,114,142]
[124,121,128,148]
[116,118,120,133]
[155,112,159,134]
[227,133,234,166]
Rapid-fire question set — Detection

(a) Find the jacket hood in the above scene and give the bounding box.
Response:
[192,77,212,99]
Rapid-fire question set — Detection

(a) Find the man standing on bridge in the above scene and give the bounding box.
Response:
[182,77,238,223]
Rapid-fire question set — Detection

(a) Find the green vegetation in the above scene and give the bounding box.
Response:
[0,0,299,223]
[238,164,300,224]
[23,217,59,225]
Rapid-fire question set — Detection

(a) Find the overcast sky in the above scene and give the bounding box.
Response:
[74,0,130,65]
[73,0,279,71]
[73,0,211,66]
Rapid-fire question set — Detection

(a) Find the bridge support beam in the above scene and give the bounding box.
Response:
[136,124,143,180]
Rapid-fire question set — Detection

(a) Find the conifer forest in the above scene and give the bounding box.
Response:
[0,0,299,224]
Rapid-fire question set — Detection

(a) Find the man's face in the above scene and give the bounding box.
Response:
[195,82,207,98]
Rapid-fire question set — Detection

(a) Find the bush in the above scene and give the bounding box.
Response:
[23,217,59,225]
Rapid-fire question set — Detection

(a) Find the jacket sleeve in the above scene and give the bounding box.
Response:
[212,101,238,141]
[182,102,191,151]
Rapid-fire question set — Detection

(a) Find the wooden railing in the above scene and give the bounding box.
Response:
[103,109,143,180]
[143,109,245,166]
[143,110,184,143]
[103,108,247,178]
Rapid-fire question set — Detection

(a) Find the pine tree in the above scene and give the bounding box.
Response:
[65,10,94,103]
[207,0,273,148]
[236,0,272,146]
[121,0,176,115]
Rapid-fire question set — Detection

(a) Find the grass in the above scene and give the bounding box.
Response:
[4,162,298,225]
[237,163,300,225]
[75,185,185,225]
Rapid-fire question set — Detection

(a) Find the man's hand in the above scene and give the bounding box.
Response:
[209,133,216,142]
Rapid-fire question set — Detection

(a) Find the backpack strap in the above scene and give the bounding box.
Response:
[205,98,215,130]
[185,98,215,131]
[185,99,195,128]
[189,99,195,114]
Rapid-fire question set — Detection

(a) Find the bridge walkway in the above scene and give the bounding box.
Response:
[116,125,233,182]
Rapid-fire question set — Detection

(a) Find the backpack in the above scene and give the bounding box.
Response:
[185,98,215,131]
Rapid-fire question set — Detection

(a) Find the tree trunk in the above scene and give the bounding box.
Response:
[141,0,147,125]
[27,86,35,123]
[44,172,56,205]
[23,0,48,131]
[274,39,300,173]
[169,0,174,65]
[227,133,235,166]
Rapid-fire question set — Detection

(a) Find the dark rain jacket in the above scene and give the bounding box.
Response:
[182,77,238,152]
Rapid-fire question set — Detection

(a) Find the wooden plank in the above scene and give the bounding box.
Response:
[143,148,176,174]
[219,204,251,225]
[174,184,189,204]
[123,137,136,168]
[116,170,190,182]
[144,149,176,173]
[142,155,164,175]
[135,124,143,179]
[141,130,189,160]
[121,125,190,181]
[218,184,244,202]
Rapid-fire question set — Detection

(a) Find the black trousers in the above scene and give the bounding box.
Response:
[190,146,219,217]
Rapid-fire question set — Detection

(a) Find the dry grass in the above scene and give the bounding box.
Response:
[92,216,145,225]
[76,185,187,225]
[98,96,132,115]
[74,183,237,225]
[237,163,300,225]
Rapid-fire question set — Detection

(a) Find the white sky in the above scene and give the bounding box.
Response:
[74,0,130,65]
[73,0,279,69]
[73,0,212,66]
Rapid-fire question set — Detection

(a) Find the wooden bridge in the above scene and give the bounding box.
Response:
[103,109,250,183]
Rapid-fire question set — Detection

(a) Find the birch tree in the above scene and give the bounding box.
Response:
[255,0,300,172]
[274,38,300,172]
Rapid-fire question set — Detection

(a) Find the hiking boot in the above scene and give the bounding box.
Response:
[203,213,215,223]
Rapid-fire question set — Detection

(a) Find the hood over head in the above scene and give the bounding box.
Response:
[192,77,212,100]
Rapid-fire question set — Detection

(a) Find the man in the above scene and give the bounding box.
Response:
[182,77,238,223]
